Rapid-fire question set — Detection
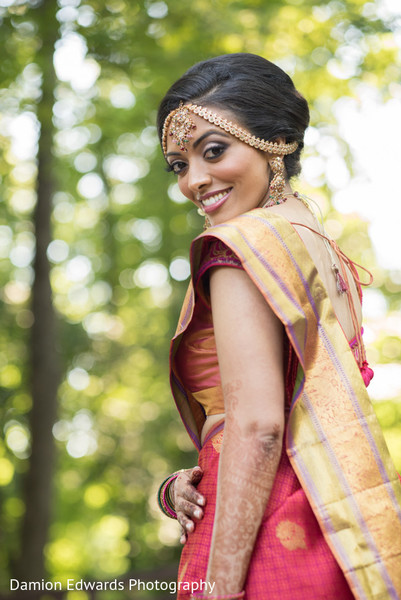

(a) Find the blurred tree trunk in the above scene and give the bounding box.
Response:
[17,0,60,580]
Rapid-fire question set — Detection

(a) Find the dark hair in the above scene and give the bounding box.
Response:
[157,53,310,179]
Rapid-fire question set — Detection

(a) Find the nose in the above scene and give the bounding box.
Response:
[187,160,212,195]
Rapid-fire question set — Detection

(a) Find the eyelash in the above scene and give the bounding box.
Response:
[165,163,179,173]
[166,143,227,175]
[205,143,226,159]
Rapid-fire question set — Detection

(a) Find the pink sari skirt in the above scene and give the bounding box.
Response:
[177,421,355,599]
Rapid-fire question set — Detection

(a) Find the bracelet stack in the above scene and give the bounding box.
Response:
[157,473,179,519]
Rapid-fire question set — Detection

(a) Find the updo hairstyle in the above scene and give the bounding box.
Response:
[157,53,310,179]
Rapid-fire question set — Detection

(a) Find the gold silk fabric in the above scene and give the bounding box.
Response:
[170,210,401,600]
[174,291,225,416]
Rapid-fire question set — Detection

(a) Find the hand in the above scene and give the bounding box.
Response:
[171,466,205,544]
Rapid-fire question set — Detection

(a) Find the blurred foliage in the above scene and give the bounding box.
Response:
[0,0,400,596]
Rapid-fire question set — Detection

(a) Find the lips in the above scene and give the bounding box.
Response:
[200,187,232,214]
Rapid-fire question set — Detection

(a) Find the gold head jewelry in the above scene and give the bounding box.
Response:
[162,102,298,157]
[162,102,197,154]
[197,198,211,229]
[268,155,286,204]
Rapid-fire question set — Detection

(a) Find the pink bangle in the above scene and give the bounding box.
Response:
[191,592,245,599]
[162,476,177,518]
[157,473,179,519]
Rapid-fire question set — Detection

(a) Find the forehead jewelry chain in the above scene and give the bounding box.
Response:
[162,102,298,157]
[162,102,196,154]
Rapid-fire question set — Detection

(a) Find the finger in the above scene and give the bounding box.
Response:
[181,483,206,508]
[195,493,205,507]
[177,512,195,533]
[190,466,203,483]
[189,473,205,505]
[176,499,204,521]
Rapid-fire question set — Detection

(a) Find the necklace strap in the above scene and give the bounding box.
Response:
[291,221,373,367]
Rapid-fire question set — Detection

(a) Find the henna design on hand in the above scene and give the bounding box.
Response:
[174,467,205,542]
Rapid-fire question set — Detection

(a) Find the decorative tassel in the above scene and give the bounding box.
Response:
[333,264,348,294]
[360,361,374,387]
[337,273,348,293]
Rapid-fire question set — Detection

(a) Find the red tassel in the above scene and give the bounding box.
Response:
[360,361,374,387]
[336,272,349,293]
[333,264,348,294]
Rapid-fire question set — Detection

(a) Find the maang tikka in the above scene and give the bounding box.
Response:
[163,102,197,153]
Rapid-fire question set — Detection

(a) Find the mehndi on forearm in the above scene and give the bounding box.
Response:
[206,385,282,594]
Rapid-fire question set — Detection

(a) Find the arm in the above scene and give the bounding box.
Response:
[206,266,285,596]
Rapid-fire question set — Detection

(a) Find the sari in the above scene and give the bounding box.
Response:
[170,210,401,599]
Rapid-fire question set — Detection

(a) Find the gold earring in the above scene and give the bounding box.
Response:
[197,206,211,230]
[268,156,286,204]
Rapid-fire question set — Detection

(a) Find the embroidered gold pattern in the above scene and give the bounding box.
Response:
[211,431,224,453]
[276,520,307,550]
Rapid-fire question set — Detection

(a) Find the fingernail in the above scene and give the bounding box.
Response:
[197,497,205,506]
[186,522,194,531]
[194,509,202,519]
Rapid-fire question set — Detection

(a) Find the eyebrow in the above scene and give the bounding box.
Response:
[165,130,231,157]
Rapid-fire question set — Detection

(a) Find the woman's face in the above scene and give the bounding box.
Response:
[165,110,271,226]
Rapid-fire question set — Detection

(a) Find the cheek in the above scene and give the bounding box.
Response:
[177,177,191,201]
[218,158,244,180]
[250,159,270,187]
[178,179,200,207]
[226,154,268,184]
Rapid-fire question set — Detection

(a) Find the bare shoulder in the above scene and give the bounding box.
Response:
[209,265,283,368]
[209,264,285,427]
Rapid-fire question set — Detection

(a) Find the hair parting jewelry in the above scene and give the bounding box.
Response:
[162,102,298,157]
[163,103,197,152]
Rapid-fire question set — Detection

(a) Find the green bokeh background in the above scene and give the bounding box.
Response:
[0,0,400,597]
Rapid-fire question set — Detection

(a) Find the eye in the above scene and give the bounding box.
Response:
[204,143,226,160]
[166,161,187,175]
